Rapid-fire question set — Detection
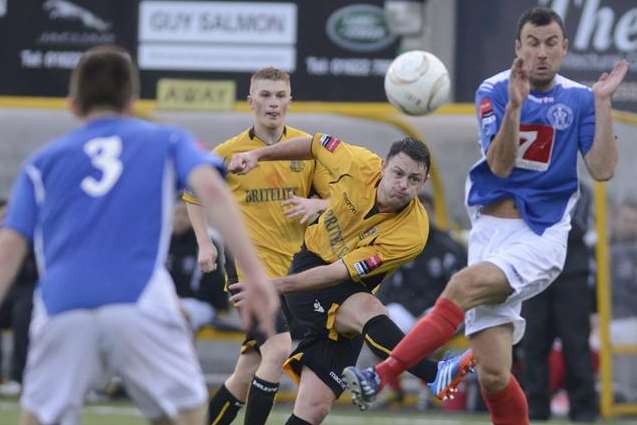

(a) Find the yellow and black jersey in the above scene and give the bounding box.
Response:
[183,126,331,280]
[304,133,429,290]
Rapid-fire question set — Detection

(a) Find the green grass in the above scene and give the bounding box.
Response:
[2,400,637,425]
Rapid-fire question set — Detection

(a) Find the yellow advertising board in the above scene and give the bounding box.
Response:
[156,79,235,111]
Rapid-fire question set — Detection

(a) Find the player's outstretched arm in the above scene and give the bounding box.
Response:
[0,228,28,305]
[188,165,279,336]
[185,202,218,272]
[486,58,530,178]
[228,260,349,303]
[585,60,629,181]
[228,135,313,174]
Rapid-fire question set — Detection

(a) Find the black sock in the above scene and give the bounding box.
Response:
[208,384,244,425]
[285,414,313,425]
[243,376,279,425]
[362,314,438,382]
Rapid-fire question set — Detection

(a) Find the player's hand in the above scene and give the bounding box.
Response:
[230,280,280,337]
[228,152,259,174]
[508,57,530,108]
[592,59,629,101]
[197,242,218,272]
[282,196,328,224]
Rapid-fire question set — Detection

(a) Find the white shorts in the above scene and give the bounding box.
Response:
[21,270,207,425]
[464,214,568,344]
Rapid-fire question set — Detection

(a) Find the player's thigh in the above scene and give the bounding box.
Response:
[293,366,337,424]
[98,305,207,420]
[334,292,386,335]
[442,262,512,309]
[470,324,514,392]
[21,310,103,425]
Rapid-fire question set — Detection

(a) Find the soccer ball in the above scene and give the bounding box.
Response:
[384,50,451,116]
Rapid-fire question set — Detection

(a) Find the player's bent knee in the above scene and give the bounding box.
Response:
[477,363,511,393]
[294,398,332,424]
[176,403,207,425]
[261,333,293,365]
[336,293,387,333]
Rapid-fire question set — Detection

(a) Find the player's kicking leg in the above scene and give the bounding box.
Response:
[343,349,475,410]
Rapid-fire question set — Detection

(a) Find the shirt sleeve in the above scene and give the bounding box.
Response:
[4,165,40,241]
[342,237,426,283]
[578,89,595,155]
[310,133,356,179]
[476,81,506,154]
[182,143,227,205]
[170,129,226,192]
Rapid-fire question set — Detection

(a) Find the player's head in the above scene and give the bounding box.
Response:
[248,67,291,131]
[68,45,139,118]
[515,7,568,90]
[378,138,430,212]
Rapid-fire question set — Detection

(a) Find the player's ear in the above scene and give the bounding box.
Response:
[247,94,255,110]
[123,100,134,116]
[66,97,81,118]
[514,38,521,56]
[562,37,569,54]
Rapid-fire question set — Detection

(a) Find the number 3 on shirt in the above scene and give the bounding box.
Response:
[515,124,555,172]
[81,136,123,197]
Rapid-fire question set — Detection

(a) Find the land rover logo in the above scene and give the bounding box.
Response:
[326,4,396,52]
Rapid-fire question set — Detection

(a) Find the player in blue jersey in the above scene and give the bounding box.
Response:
[342,7,628,424]
[0,46,278,425]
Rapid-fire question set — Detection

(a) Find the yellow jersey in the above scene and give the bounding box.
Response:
[305,133,429,290]
[183,127,331,279]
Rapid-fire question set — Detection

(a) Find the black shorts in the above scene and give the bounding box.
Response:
[282,247,370,397]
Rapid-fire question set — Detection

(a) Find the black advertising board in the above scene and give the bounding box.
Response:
[456,0,637,112]
[0,0,137,97]
[0,0,401,101]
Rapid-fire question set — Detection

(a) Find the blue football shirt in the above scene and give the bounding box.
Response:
[4,116,224,315]
[467,71,596,235]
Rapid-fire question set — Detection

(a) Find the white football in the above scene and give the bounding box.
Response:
[384,50,451,116]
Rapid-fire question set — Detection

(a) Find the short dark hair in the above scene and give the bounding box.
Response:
[516,7,566,40]
[69,45,139,116]
[386,137,431,172]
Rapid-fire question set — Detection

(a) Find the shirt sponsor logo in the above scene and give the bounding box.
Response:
[319,134,341,152]
[244,187,297,203]
[546,103,574,130]
[353,255,382,276]
[479,97,494,118]
[323,209,348,258]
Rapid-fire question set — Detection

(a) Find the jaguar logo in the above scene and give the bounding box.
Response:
[43,0,112,32]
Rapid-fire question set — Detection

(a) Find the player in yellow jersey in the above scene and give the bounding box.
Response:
[183,68,330,425]
[229,134,468,424]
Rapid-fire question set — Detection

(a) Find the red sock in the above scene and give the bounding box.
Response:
[375,298,464,386]
[483,375,529,425]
